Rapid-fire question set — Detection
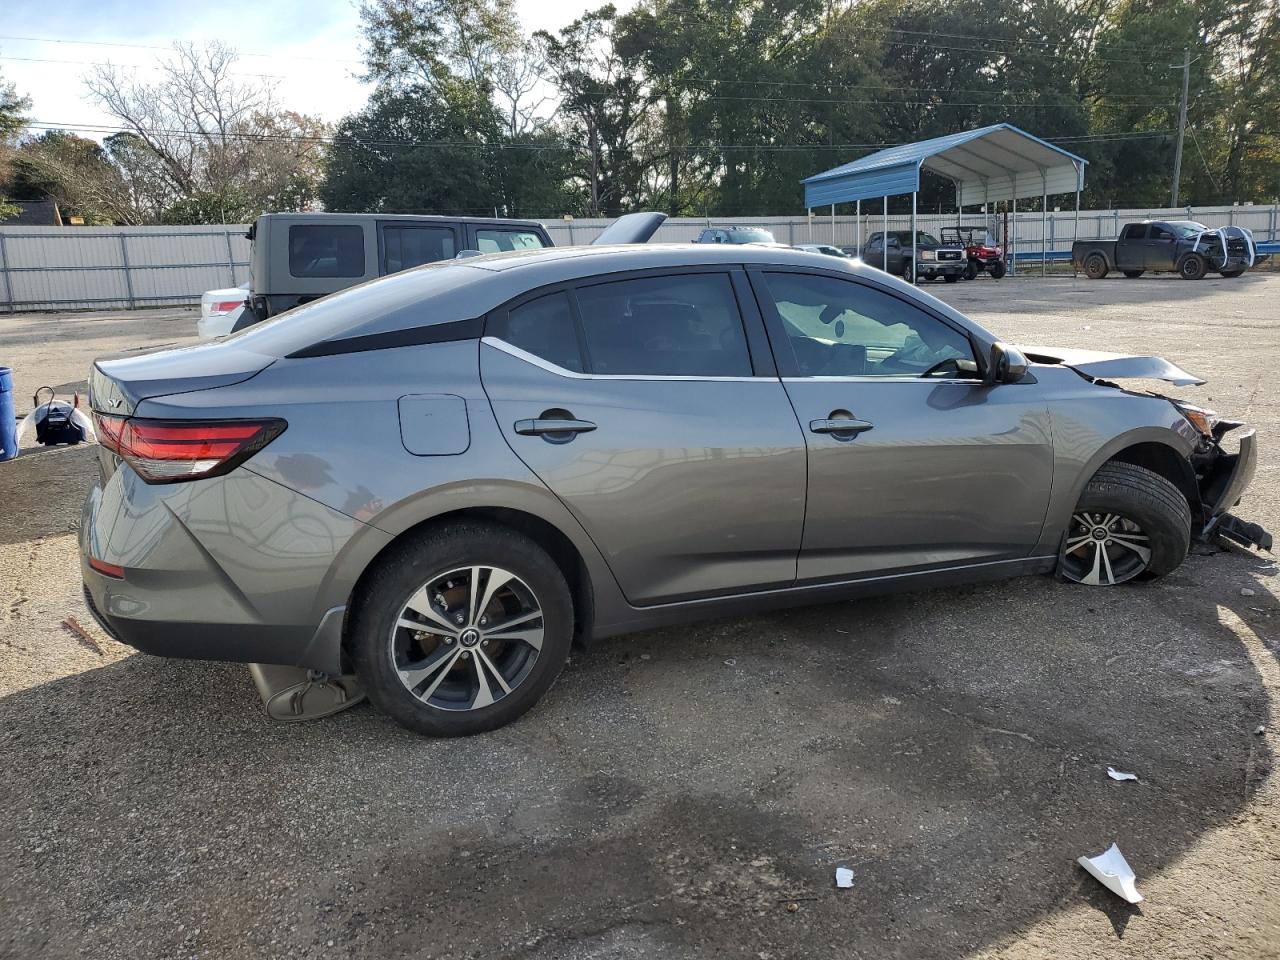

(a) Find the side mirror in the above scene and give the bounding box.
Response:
[983,342,1028,385]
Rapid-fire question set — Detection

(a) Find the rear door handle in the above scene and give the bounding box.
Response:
[809,418,874,435]
[514,418,597,436]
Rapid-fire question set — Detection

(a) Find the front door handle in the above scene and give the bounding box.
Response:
[810,417,874,436]
[514,417,597,437]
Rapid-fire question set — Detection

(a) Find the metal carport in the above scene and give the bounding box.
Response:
[801,123,1088,278]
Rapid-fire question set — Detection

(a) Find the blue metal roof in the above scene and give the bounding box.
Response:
[802,124,1088,208]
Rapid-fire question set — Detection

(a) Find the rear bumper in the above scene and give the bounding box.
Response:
[78,466,359,673]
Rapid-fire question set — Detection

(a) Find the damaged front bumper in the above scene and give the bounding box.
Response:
[1195,426,1271,549]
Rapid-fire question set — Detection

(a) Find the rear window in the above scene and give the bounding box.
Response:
[383,225,457,273]
[227,262,485,357]
[475,229,546,254]
[289,224,365,278]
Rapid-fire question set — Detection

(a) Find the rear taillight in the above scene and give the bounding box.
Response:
[211,300,243,314]
[93,414,285,483]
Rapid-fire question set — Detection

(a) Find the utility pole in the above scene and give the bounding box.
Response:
[1170,47,1191,208]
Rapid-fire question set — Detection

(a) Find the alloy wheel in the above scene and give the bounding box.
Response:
[1061,512,1153,585]
[391,565,544,711]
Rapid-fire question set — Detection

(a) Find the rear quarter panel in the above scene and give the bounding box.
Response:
[132,339,632,632]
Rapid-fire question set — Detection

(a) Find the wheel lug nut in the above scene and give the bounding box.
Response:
[461,651,470,659]
[444,637,454,645]
[455,614,465,624]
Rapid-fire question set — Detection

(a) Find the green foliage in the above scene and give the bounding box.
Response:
[321,0,1280,216]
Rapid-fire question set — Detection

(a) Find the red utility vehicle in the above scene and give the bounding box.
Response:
[940,226,1007,280]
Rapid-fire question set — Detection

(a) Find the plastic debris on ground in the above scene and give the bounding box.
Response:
[1077,843,1143,904]
[1106,767,1139,782]
[835,867,855,889]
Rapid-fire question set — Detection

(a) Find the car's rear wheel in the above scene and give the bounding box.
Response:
[1179,253,1208,280]
[1123,270,1144,278]
[1084,253,1109,280]
[988,260,1007,279]
[351,523,573,736]
[1060,463,1191,586]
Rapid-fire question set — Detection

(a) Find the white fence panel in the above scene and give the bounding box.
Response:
[2,207,1276,311]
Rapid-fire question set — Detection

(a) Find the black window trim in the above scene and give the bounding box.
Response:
[287,222,367,280]
[377,220,462,276]
[744,264,983,383]
[482,265,777,380]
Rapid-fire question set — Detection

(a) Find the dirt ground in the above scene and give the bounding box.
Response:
[1,275,1278,960]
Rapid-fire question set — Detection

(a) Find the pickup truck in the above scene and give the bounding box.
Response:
[1072,220,1264,281]
[863,230,966,283]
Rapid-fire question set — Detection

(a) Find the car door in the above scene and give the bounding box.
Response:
[480,268,807,605]
[1116,224,1147,272]
[1145,224,1177,270]
[748,267,1054,582]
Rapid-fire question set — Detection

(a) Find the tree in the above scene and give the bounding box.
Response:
[83,43,329,222]
[0,66,31,221]
[536,6,659,217]
[13,131,138,224]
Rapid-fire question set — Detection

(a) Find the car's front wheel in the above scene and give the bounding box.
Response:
[1061,463,1191,586]
[988,260,1007,279]
[351,522,574,736]
[1179,253,1208,280]
[1220,269,1245,278]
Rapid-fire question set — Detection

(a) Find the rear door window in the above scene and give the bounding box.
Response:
[489,291,584,373]
[474,228,547,253]
[1122,224,1149,241]
[289,224,365,278]
[381,225,458,273]
[574,273,752,377]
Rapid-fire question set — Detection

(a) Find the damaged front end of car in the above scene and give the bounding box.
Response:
[1023,345,1272,553]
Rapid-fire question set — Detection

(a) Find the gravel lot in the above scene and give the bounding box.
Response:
[1,275,1278,960]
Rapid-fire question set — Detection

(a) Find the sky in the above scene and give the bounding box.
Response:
[1,0,636,141]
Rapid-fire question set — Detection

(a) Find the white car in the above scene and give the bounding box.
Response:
[197,282,249,339]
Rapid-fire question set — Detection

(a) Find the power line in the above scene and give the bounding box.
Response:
[0,34,363,65]
[0,54,284,79]
[20,118,1172,151]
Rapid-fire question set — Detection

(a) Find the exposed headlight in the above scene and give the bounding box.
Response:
[1175,402,1219,436]
[921,250,936,261]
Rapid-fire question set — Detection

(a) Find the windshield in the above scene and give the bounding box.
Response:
[894,232,941,246]
[726,228,776,244]
[1168,221,1208,238]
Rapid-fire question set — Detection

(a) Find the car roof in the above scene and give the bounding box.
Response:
[255,212,547,228]
[233,241,997,357]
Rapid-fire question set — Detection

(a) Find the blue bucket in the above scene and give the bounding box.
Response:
[0,367,15,461]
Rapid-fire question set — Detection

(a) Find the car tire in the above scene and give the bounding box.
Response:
[988,260,1007,279]
[350,522,574,736]
[944,273,959,283]
[1220,269,1245,278]
[964,261,979,280]
[1084,253,1109,280]
[902,262,916,284]
[1123,270,1144,278]
[1060,462,1191,586]
[1179,253,1208,280]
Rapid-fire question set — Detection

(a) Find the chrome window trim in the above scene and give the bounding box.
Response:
[781,375,982,385]
[482,336,767,383]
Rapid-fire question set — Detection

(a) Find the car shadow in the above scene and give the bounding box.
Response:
[0,550,1274,958]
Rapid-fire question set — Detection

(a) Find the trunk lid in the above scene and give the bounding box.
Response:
[89,341,275,416]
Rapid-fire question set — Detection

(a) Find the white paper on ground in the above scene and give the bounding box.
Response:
[834,867,855,889]
[1077,843,1143,904]
[1107,767,1139,782]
